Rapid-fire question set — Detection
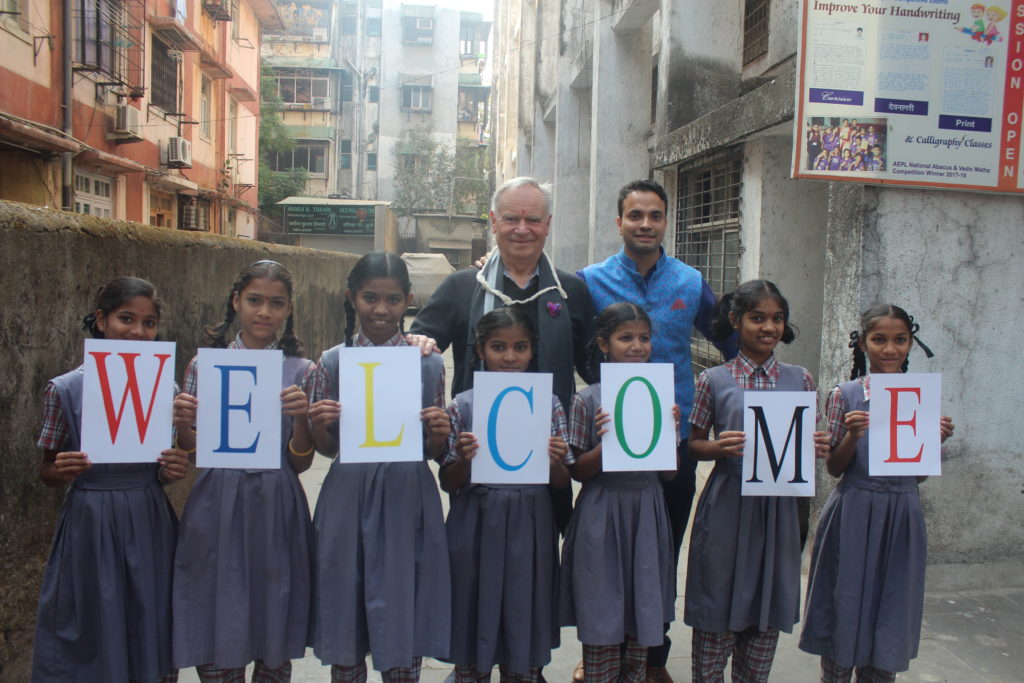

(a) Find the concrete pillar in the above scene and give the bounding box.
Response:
[587,0,654,264]
[550,76,591,273]
[743,136,828,378]
[658,0,742,134]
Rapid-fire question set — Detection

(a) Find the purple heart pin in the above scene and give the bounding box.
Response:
[546,302,562,317]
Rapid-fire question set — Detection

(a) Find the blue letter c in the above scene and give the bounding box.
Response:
[487,386,535,471]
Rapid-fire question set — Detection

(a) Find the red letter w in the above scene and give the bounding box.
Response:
[89,352,172,444]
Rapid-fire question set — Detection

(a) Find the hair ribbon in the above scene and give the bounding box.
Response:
[907,316,935,358]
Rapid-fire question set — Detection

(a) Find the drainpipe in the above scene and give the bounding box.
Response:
[61,0,73,211]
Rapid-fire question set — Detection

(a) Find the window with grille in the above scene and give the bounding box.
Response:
[150,190,175,227]
[72,0,145,96]
[366,17,381,36]
[150,37,179,112]
[402,16,433,45]
[228,100,237,154]
[340,140,352,170]
[200,77,212,139]
[269,140,328,176]
[341,71,353,102]
[401,85,431,112]
[1,0,29,32]
[675,150,742,371]
[460,23,476,56]
[742,0,770,65]
[276,69,331,106]
[73,171,114,218]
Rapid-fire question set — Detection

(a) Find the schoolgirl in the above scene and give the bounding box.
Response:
[441,306,571,683]
[827,149,842,171]
[32,276,186,682]
[814,150,830,171]
[304,251,451,683]
[683,280,829,683]
[800,305,954,683]
[558,303,677,683]
[839,149,855,172]
[171,260,314,681]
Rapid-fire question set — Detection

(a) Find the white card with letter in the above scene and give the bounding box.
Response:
[196,348,282,469]
[741,391,816,496]
[80,339,175,464]
[600,363,676,472]
[471,371,553,484]
[869,373,942,476]
[339,346,424,463]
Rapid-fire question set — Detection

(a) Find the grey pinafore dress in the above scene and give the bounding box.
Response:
[310,347,451,671]
[32,367,178,682]
[799,378,927,673]
[445,389,565,674]
[558,383,675,646]
[683,363,804,634]
[172,355,314,669]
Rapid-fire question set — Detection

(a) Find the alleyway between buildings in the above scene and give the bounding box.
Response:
[176,340,1024,683]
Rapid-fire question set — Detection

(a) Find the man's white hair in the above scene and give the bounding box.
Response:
[490,177,553,216]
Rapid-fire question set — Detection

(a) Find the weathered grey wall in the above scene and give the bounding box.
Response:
[817,186,1024,588]
[0,201,357,681]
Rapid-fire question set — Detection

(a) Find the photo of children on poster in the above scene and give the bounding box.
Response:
[794,0,1024,193]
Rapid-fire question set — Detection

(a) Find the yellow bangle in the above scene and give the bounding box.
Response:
[172,434,197,455]
[288,440,315,458]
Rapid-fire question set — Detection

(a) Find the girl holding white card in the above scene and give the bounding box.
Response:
[684,280,829,683]
[303,252,452,683]
[441,306,571,683]
[800,305,954,683]
[171,261,314,681]
[558,303,679,683]
[32,276,187,682]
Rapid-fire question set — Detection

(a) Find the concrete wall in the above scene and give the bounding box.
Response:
[818,185,1024,586]
[741,136,828,378]
[0,201,356,680]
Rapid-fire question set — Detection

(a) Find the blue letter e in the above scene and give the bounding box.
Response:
[213,365,260,453]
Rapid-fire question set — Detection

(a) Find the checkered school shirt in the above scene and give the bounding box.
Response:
[442,392,572,468]
[303,331,445,409]
[183,333,278,397]
[567,392,595,452]
[824,375,870,449]
[37,381,71,451]
[689,352,818,433]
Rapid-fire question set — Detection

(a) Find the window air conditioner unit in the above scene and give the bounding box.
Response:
[312,26,328,41]
[313,96,331,109]
[416,18,433,29]
[109,104,143,141]
[167,136,193,168]
[203,0,233,21]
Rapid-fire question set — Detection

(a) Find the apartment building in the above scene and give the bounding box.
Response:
[262,0,489,202]
[0,0,280,237]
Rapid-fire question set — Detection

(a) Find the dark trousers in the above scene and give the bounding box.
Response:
[647,439,697,668]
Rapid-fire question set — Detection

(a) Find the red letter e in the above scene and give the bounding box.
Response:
[885,387,923,463]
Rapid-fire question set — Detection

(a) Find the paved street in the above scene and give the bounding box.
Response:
[180,450,1024,683]
[181,333,1024,682]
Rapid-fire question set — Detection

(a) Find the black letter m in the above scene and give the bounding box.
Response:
[746,405,808,484]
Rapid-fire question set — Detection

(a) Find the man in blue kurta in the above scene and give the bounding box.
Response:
[577,179,736,683]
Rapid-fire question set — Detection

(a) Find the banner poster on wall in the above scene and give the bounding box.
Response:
[793,0,1024,193]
